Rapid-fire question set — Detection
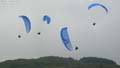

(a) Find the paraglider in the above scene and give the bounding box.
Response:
[93,22,96,26]
[88,3,108,13]
[18,35,21,38]
[60,27,73,51]
[75,46,79,50]
[19,15,31,33]
[37,32,41,35]
[88,3,108,27]
[43,15,51,24]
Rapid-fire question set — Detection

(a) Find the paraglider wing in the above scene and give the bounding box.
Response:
[88,3,108,13]
[43,15,51,24]
[19,15,31,33]
[60,27,73,51]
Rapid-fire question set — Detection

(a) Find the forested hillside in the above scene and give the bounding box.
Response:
[0,56,119,68]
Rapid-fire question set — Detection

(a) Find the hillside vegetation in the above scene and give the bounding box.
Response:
[0,56,119,68]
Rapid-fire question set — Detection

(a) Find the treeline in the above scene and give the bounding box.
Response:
[80,57,117,65]
[0,56,119,68]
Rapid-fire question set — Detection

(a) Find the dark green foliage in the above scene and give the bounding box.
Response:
[80,57,116,65]
[0,56,119,68]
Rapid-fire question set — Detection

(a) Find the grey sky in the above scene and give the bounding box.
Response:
[0,0,120,64]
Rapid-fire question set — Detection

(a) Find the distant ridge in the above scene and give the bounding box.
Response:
[0,56,119,68]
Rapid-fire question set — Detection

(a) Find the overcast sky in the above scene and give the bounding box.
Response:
[0,0,120,64]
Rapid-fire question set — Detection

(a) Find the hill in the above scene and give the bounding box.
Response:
[0,56,119,68]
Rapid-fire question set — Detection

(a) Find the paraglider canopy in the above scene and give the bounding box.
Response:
[88,3,108,13]
[60,27,73,51]
[19,15,31,33]
[43,15,51,24]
